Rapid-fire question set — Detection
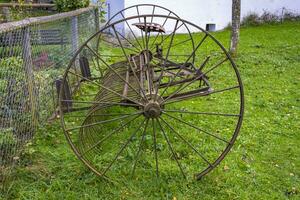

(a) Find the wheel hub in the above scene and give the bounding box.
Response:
[144,102,162,118]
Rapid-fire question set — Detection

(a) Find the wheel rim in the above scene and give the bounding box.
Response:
[60,14,244,180]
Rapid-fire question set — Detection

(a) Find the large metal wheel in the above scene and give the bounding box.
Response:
[59,13,244,180]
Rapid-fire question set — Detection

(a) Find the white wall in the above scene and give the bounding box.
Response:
[124,0,300,32]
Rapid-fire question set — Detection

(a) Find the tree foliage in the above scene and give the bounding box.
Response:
[54,0,90,12]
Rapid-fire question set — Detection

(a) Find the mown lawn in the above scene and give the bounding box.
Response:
[1,21,300,200]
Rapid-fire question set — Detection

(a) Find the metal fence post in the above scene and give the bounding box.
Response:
[94,7,100,32]
[22,26,38,127]
[71,16,79,69]
[71,16,79,54]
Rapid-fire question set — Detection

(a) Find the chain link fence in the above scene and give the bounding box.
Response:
[0,5,102,185]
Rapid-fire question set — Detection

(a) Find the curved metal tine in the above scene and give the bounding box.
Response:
[156,118,186,179]
[154,20,179,101]
[112,25,149,102]
[149,11,172,49]
[135,6,145,49]
[81,114,142,156]
[131,119,150,177]
[66,69,143,107]
[159,34,208,98]
[162,111,229,144]
[159,117,213,167]
[163,109,241,117]
[101,37,140,54]
[85,44,144,99]
[162,57,229,103]
[66,111,143,132]
[101,118,147,177]
[152,118,159,177]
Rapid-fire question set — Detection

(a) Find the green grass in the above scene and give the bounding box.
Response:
[1,21,300,199]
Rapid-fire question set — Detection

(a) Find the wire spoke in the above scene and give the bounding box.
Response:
[150,5,156,23]
[114,28,142,52]
[152,118,159,177]
[162,112,229,144]
[66,111,142,132]
[150,22,184,52]
[149,11,172,49]
[65,112,140,118]
[162,38,192,51]
[101,37,140,54]
[156,118,186,178]
[135,6,145,49]
[61,100,139,107]
[165,20,179,60]
[81,114,142,156]
[160,116,213,166]
[131,119,150,177]
[120,11,144,50]
[163,109,241,117]
[164,85,240,105]
[100,118,147,177]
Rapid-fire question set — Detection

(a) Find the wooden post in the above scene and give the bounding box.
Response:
[22,27,38,127]
[230,0,241,56]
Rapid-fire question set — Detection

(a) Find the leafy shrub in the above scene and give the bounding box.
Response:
[0,57,34,164]
[283,11,300,21]
[0,128,17,166]
[54,0,90,12]
[242,13,261,26]
[260,10,280,24]
[242,10,300,27]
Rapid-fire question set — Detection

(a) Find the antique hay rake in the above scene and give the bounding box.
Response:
[59,4,244,180]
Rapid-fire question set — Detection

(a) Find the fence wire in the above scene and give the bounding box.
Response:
[0,6,101,185]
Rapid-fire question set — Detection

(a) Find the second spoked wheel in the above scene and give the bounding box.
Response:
[60,14,244,180]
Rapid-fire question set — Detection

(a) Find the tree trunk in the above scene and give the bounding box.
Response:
[230,0,241,56]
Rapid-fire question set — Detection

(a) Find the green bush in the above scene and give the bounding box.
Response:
[0,57,34,144]
[242,13,261,26]
[0,128,17,166]
[54,0,90,12]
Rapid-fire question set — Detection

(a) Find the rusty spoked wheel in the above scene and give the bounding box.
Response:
[60,14,244,180]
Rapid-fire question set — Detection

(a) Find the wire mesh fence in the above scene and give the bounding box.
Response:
[0,6,102,185]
